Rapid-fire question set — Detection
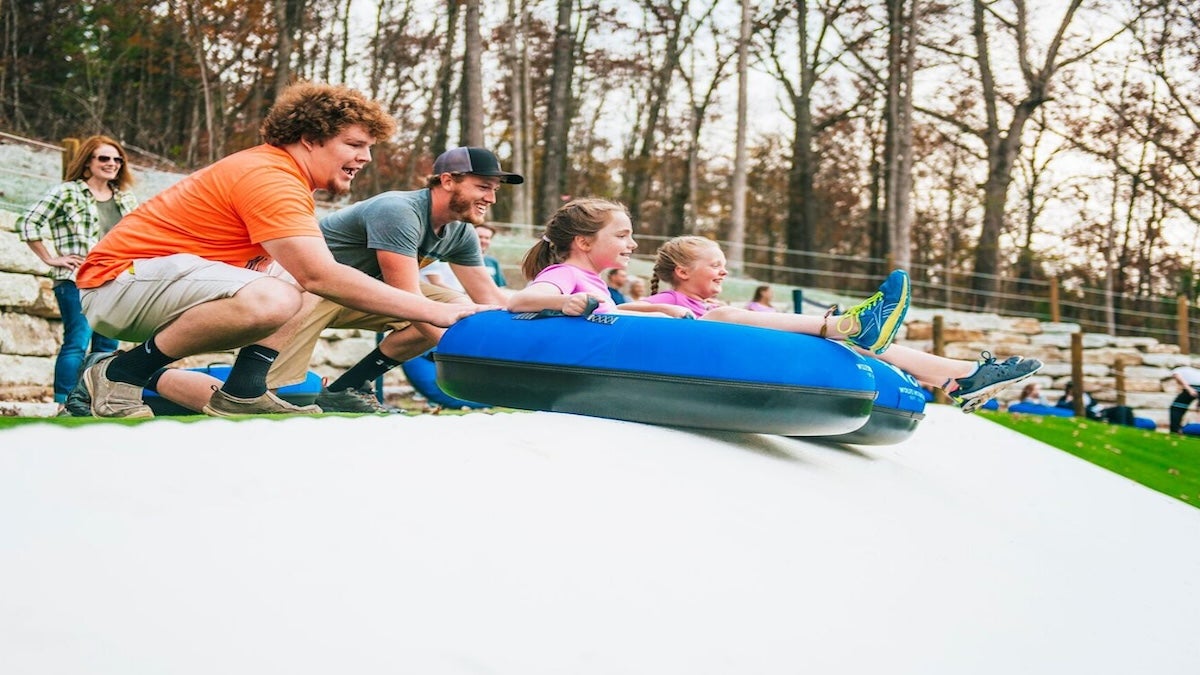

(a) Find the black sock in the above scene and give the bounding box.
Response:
[328,348,401,392]
[107,335,178,386]
[145,367,170,393]
[220,344,279,399]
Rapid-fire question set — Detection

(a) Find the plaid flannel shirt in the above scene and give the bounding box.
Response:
[16,179,138,282]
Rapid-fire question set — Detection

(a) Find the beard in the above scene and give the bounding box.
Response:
[448,189,485,225]
[324,172,352,197]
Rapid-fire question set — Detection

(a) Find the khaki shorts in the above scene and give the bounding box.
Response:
[81,254,284,343]
[267,281,467,388]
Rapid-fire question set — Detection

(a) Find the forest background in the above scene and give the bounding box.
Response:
[1,0,1197,344]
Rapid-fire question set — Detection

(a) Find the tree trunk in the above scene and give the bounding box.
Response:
[727,0,751,277]
[273,0,306,99]
[884,0,916,272]
[505,0,533,227]
[431,1,462,158]
[785,2,815,286]
[460,0,484,147]
[969,0,1081,310]
[623,2,685,231]
[184,0,217,164]
[536,0,574,226]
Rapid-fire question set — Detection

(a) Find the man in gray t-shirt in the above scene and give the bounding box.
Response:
[268,146,522,412]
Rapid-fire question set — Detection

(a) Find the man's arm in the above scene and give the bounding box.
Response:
[263,235,493,327]
[376,249,450,343]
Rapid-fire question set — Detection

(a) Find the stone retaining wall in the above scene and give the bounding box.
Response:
[2,210,1193,427]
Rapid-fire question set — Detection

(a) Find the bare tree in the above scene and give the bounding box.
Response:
[432,2,462,158]
[536,0,575,226]
[273,0,306,98]
[460,0,484,146]
[952,0,1087,310]
[760,0,869,285]
[884,0,917,271]
[667,1,729,238]
[622,1,694,231]
[727,0,752,276]
[504,0,534,226]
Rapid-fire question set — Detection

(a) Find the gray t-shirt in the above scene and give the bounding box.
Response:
[319,189,483,280]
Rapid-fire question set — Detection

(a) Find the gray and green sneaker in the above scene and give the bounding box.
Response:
[315,384,387,413]
[952,353,1044,413]
[841,269,911,354]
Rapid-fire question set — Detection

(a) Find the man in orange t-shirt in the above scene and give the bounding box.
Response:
[76,82,492,418]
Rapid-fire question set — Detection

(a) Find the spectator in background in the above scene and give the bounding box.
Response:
[1019,382,1050,406]
[1168,365,1200,433]
[420,259,465,292]
[627,276,647,302]
[606,268,629,304]
[1056,382,1103,420]
[475,223,507,288]
[745,284,777,312]
[18,135,136,415]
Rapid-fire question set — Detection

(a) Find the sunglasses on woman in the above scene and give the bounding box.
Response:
[94,155,124,164]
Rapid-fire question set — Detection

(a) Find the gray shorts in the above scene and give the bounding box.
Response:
[81,253,284,343]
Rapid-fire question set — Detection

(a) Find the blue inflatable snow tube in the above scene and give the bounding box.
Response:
[436,310,877,436]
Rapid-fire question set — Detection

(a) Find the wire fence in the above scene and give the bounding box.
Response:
[503,223,1195,353]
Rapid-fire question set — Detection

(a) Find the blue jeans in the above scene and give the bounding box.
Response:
[53,281,119,403]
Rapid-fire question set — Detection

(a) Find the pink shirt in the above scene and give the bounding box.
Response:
[644,289,713,318]
[531,263,616,313]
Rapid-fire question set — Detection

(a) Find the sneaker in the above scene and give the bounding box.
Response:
[951,352,1044,414]
[202,387,323,417]
[62,351,117,417]
[315,384,386,413]
[83,354,154,419]
[840,270,911,354]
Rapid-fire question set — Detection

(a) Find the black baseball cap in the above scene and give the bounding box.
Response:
[433,146,524,184]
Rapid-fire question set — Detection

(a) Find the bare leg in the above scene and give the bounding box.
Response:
[862,345,974,390]
[378,324,437,362]
[701,305,860,339]
[152,369,224,412]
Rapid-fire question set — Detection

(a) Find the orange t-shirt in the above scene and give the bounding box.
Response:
[77,144,320,288]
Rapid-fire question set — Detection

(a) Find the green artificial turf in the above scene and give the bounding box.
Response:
[982,411,1200,509]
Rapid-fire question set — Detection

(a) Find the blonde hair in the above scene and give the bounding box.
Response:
[649,235,719,294]
[521,198,629,280]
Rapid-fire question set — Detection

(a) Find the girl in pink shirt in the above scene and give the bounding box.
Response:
[643,235,1044,413]
[509,198,670,317]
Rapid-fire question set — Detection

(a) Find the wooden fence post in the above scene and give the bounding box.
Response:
[61,137,79,180]
[933,315,949,404]
[1115,360,1126,407]
[1178,295,1190,356]
[1050,276,1060,323]
[1071,331,1084,418]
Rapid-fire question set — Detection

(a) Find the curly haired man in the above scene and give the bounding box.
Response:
[75,82,492,418]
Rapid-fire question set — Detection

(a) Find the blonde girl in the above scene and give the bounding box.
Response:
[643,236,1043,413]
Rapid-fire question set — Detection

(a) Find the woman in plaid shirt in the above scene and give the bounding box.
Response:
[18,135,138,413]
